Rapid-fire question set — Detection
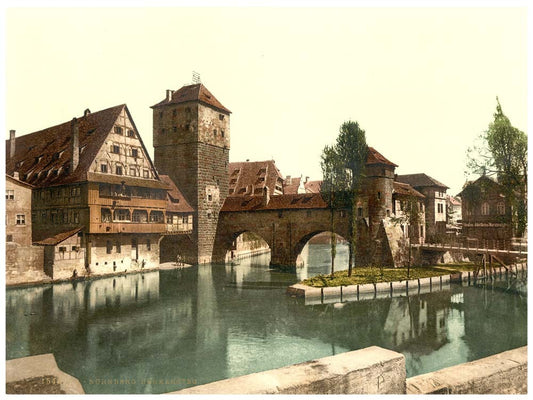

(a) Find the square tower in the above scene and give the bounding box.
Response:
[152,83,231,264]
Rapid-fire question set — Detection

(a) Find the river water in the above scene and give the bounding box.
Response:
[5,244,527,394]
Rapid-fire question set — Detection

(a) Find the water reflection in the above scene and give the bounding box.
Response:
[6,246,527,394]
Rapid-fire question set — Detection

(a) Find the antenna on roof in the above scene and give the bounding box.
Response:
[192,71,201,84]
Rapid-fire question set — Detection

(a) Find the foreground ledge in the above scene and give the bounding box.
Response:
[169,346,406,394]
[6,353,84,394]
[406,346,527,394]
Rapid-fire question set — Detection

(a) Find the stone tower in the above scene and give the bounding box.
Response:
[152,83,231,264]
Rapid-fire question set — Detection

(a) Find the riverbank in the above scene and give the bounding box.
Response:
[301,263,478,287]
[5,262,191,289]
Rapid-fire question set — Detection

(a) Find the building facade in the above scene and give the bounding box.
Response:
[6,105,171,280]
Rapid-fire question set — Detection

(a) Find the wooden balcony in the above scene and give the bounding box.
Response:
[90,221,166,234]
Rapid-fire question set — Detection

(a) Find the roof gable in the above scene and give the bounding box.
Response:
[229,160,284,196]
[6,105,125,187]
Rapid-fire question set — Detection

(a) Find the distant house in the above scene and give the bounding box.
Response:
[228,160,284,196]
[446,195,462,225]
[458,175,513,243]
[159,175,194,234]
[283,176,322,194]
[396,173,449,239]
[5,174,47,284]
[392,181,426,244]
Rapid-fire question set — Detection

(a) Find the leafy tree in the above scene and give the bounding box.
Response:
[466,98,527,236]
[320,121,368,276]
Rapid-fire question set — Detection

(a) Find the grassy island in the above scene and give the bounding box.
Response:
[301,263,478,288]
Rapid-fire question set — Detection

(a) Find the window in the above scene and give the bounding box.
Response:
[72,211,79,224]
[129,166,137,177]
[112,144,120,154]
[357,207,363,217]
[182,215,188,224]
[173,126,177,133]
[497,202,505,215]
[106,240,112,254]
[16,214,25,225]
[116,165,123,175]
[213,129,217,137]
[207,194,213,202]
[6,190,14,200]
[100,164,108,173]
[481,202,490,215]
[172,109,177,117]
[58,246,67,252]
[131,148,139,158]
[132,209,148,223]
[114,126,123,135]
[149,211,164,223]
[72,246,79,252]
[377,192,381,200]
[221,130,225,138]
[116,241,121,253]
[6,235,13,242]
[127,129,135,137]
[147,239,151,251]
[143,169,150,178]
[159,111,163,119]
[114,209,131,221]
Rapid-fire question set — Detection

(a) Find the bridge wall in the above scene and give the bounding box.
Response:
[214,208,351,267]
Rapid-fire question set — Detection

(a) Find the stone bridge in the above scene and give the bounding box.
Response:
[212,193,353,268]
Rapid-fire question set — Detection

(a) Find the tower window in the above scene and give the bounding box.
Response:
[221,130,225,138]
[16,214,25,225]
[377,191,381,200]
[173,126,177,133]
[159,111,163,119]
[213,129,217,137]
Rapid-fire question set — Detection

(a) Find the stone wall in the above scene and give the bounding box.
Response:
[406,346,527,394]
[171,346,406,394]
[5,242,46,285]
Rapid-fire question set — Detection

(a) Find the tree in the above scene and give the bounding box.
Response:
[320,121,368,276]
[466,98,527,236]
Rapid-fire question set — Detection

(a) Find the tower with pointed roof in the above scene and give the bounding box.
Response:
[152,83,231,264]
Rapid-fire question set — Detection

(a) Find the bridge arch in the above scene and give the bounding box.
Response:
[212,226,274,265]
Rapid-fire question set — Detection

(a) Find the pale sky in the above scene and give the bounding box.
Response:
[3,4,528,195]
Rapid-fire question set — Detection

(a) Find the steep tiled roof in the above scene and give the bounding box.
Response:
[221,193,329,212]
[151,83,231,114]
[396,173,449,189]
[34,227,82,246]
[228,160,284,196]
[393,181,425,198]
[6,174,34,189]
[367,147,398,167]
[159,175,194,213]
[305,180,322,193]
[6,105,124,187]
[447,194,461,206]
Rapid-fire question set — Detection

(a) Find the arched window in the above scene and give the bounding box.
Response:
[481,202,490,215]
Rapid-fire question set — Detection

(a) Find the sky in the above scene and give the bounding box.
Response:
[3,3,528,196]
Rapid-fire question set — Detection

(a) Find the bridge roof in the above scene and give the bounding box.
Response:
[221,193,329,212]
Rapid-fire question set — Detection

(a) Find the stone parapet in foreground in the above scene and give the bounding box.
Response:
[406,346,527,394]
[170,346,406,394]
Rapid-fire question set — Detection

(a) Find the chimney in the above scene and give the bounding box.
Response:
[84,108,91,117]
[71,118,79,172]
[13,171,19,180]
[305,176,309,183]
[166,90,174,102]
[9,130,15,158]
[262,186,270,207]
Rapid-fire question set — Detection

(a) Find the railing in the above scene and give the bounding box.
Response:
[415,237,527,256]
[164,224,193,235]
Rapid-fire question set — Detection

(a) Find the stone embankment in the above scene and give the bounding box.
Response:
[287,262,527,305]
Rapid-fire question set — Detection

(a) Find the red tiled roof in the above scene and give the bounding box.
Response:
[34,227,82,246]
[5,104,163,189]
[228,160,284,196]
[159,175,194,213]
[283,176,302,195]
[447,194,461,206]
[305,180,322,193]
[221,192,329,212]
[151,83,231,114]
[6,174,34,189]
[366,147,398,167]
[393,181,425,198]
[397,173,449,189]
